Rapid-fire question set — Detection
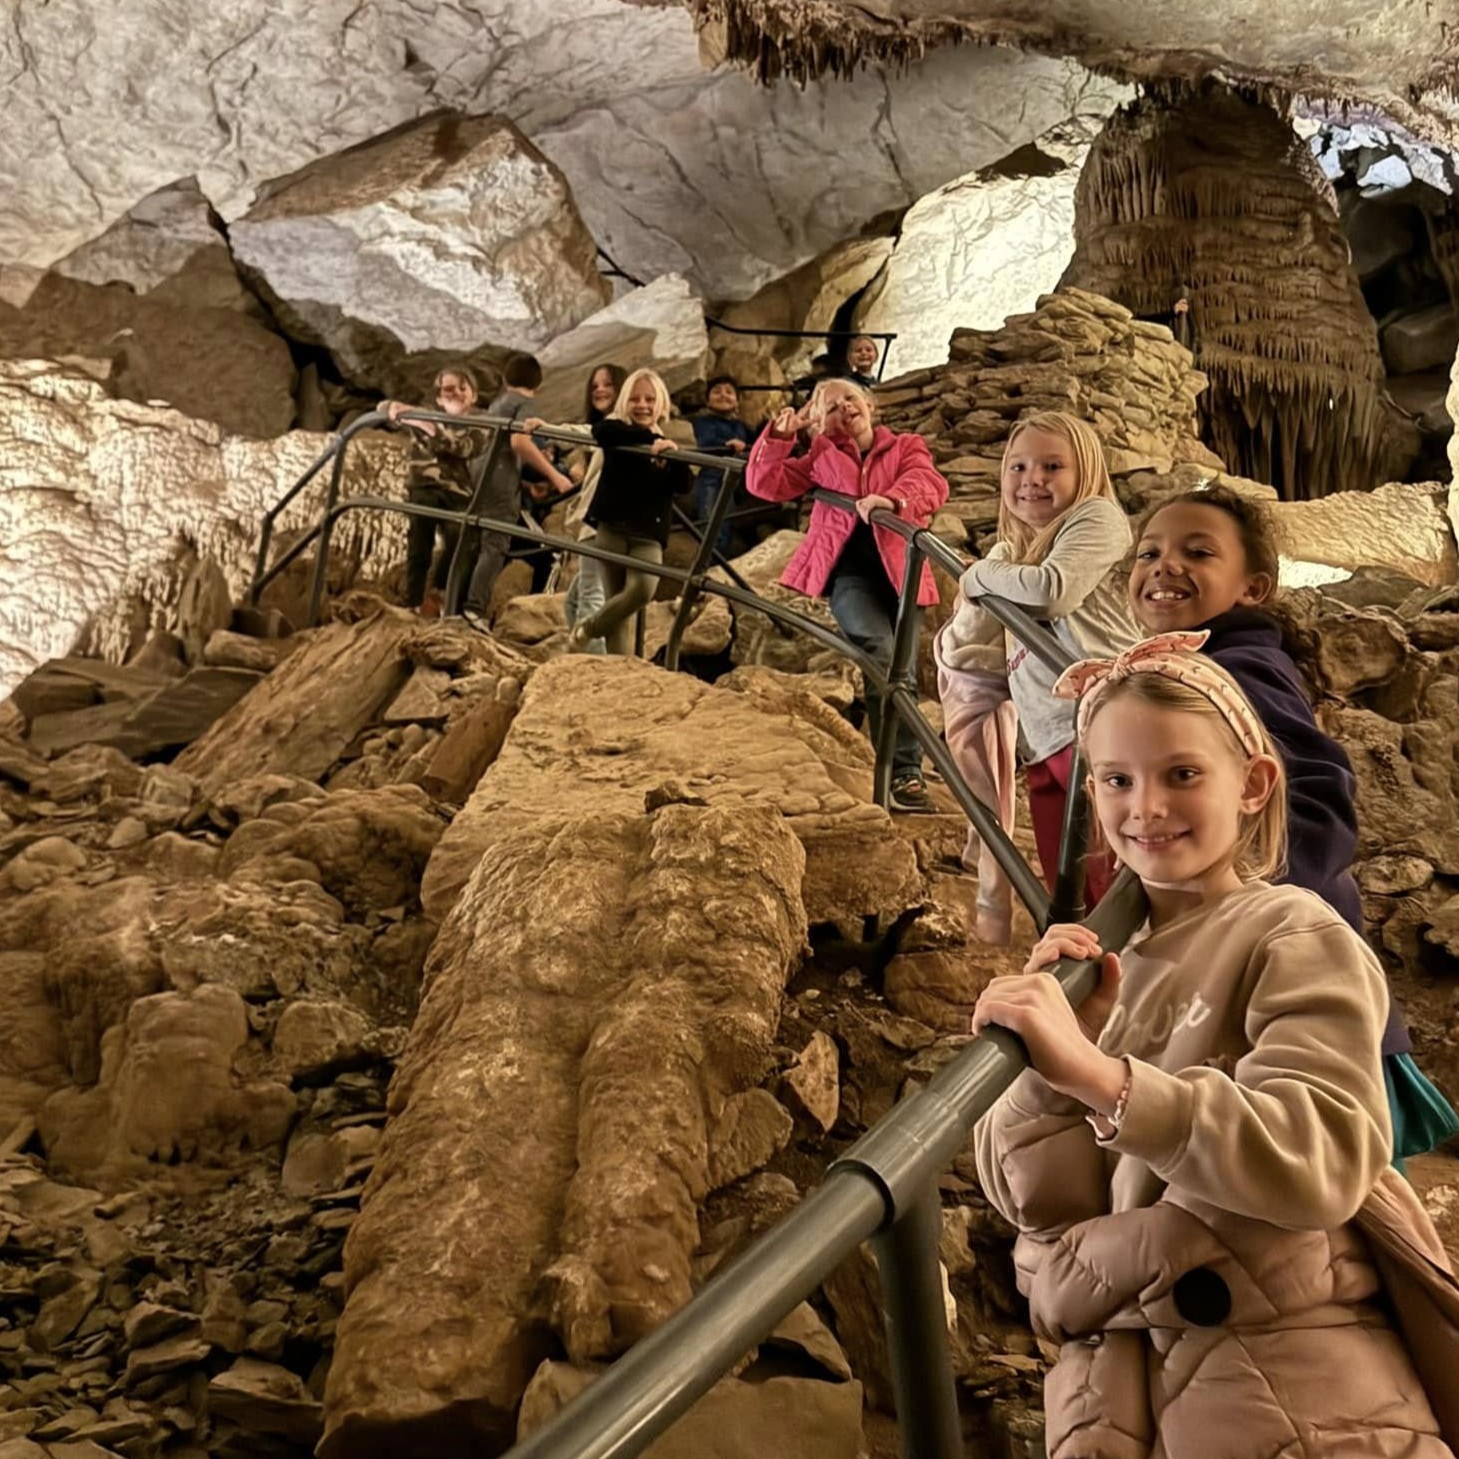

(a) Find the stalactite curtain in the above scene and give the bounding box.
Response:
[1060,82,1409,499]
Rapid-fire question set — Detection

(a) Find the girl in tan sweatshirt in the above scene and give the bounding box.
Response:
[971,633,1456,1459]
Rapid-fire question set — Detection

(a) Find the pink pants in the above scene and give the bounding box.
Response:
[1026,744,1114,910]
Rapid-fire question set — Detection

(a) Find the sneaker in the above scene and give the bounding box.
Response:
[567,621,592,654]
[889,773,934,814]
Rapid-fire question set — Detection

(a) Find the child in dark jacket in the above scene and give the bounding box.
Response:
[568,368,691,657]
[1128,484,1459,1164]
[691,375,755,555]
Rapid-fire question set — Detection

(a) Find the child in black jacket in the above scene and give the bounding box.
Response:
[569,368,690,656]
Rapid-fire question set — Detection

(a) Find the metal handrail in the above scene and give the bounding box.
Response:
[249,415,1147,1459]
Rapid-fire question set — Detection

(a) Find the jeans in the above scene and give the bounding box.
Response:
[579,525,663,657]
[404,484,466,607]
[827,567,923,780]
[564,536,607,655]
[462,530,510,616]
[692,472,734,557]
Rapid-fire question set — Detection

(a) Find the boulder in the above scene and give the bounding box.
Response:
[1268,483,1457,588]
[420,656,923,929]
[53,177,256,314]
[321,802,806,1456]
[1382,304,1459,377]
[532,276,710,424]
[854,117,1115,378]
[176,609,417,796]
[38,984,295,1181]
[229,113,610,394]
[217,783,444,917]
[0,271,295,438]
[0,359,408,703]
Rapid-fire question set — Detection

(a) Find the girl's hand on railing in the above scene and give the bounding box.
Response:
[522,417,546,433]
[384,400,406,422]
[856,493,896,523]
[650,438,679,456]
[970,969,1127,1110]
[1022,924,1123,1041]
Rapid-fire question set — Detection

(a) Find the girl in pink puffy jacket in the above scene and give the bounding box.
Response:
[745,379,950,812]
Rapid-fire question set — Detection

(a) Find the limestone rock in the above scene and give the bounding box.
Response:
[38,984,296,1181]
[517,1361,864,1459]
[321,802,807,1455]
[176,610,417,796]
[533,276,710,424]
[0,359,408,702]
[714,237,893,398]
[271,999,373,1082]
[0,952,70,1132]
[53,177,255,314]
[420,656,922,929]
[217,783,444,916]
[0,272,295,438]
[884,949,1003,1032]
[1383,304,1459,377]
[707,1089,794,1191]
[209,1357,324,1445]
[699,1,1459,152]
[876,288,1217,536]
[230,113,610,393]
[1270,484,1457,588]
[855,116,1121,377]
[781,1032,840,1134]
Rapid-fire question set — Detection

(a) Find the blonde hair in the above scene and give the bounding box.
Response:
[1082,669,1288,883]
[808,377,875,430]
[610,369,672,430]
[997,412,1117,565]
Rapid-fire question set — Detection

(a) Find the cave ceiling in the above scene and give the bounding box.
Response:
[692,0,1459,144]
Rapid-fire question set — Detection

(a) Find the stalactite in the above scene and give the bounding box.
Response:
[1060,82,1408,499]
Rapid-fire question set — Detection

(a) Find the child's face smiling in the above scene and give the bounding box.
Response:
[1086,698,1276,911]
[848,337,879,373]
[1001,427,1079,529]
[436,375,474,416]
[1130,502,1271,632]
[626,380,660,428]
[707,382,739,415]
[590,369,619,414]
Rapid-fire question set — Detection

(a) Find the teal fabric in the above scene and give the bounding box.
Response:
[1385,1051,1459,1173]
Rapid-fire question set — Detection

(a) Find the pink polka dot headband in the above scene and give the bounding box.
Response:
[1052,631,1267,758]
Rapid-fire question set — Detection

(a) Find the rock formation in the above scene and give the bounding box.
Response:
[420,655,922,927]
[322,800,808,1454]
[0,359,410,701]
[1059,84,1409,498]
[0,0,1130,307]
[853,116,1120,378]
[230,113,611,394]
[874,287,1458,586]
[874,286,1218,542]
[53,179,258,316]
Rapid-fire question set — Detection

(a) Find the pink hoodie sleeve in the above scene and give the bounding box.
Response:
[745,432,823,502]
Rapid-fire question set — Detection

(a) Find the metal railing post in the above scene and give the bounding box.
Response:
[1049,744,1093,924]
[872,1189,962,1459]
[664,461,742,672]
[305,442,352,627]
[874,535,925,809]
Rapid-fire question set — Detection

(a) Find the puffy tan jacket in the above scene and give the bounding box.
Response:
[744,426,948,606]
[974,883,1455,1459]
